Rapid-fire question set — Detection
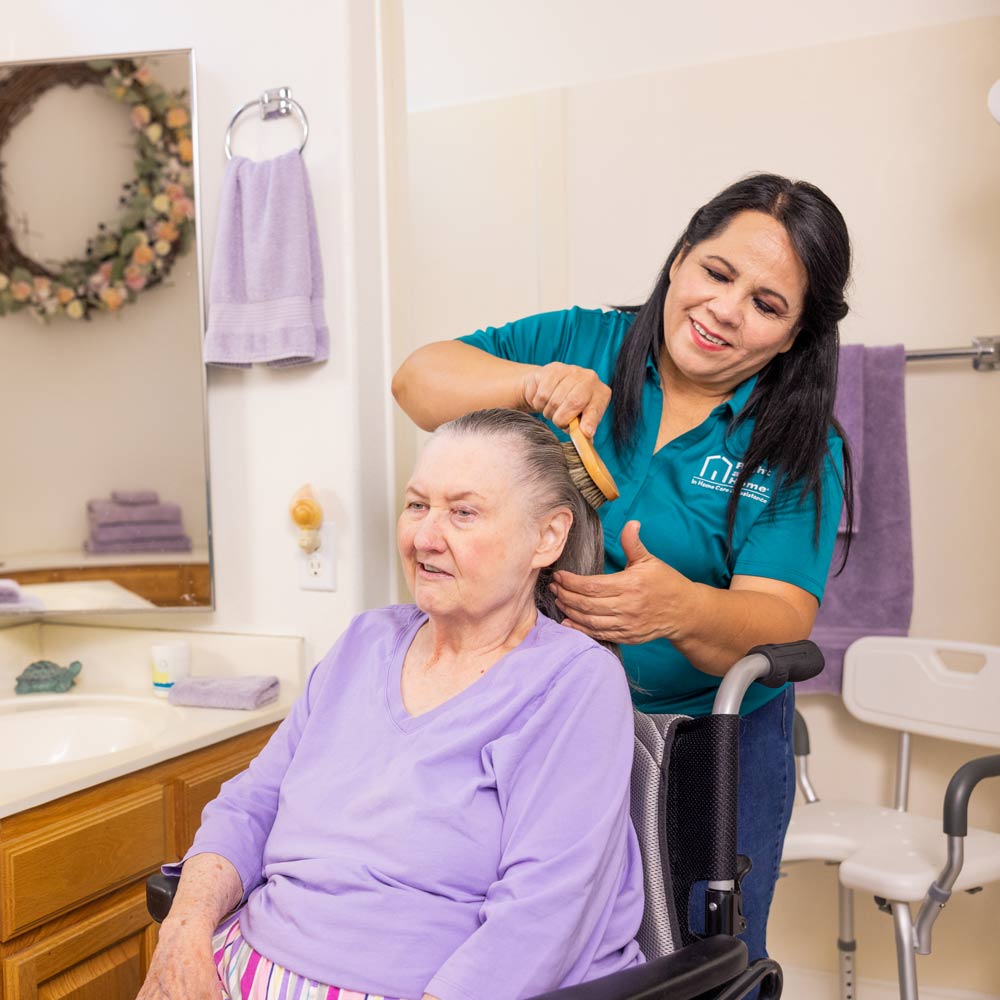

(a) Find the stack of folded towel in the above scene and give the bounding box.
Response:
[168,675,280,710]
[0,578,45,613]
[85,490,192,555]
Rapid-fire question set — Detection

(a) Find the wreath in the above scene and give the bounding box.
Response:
[0,57,195,322]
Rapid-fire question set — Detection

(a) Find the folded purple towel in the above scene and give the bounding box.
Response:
[167,675,280,710]
[111,489,160,505]
[203,149,329,368]
[85,536,192,554]
[0,578,22,603]
[90,522,184,544]
[88,500,182,526]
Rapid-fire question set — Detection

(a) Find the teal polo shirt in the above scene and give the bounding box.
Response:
[459,306,844,717]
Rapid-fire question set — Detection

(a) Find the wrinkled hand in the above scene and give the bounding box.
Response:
[137,920,221,1000]
[552,521,688,645]
[521,363,611,436]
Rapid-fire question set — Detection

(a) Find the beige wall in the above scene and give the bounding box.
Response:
[402,17,1000,993]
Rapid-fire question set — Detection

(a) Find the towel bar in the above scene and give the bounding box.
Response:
[224,86,309,159]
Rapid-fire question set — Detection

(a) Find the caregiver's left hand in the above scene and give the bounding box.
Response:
[552,520,691,645]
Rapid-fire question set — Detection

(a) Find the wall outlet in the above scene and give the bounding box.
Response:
[298,522,337,591]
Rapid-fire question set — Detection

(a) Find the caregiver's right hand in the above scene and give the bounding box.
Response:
[522,362,611,436]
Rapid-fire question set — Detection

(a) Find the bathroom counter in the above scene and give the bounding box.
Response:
[0,686,295,819]
[0,621,303,818]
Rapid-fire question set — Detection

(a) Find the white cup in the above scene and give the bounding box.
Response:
[151,640,191,697]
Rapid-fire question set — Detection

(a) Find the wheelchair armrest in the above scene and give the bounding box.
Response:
[526,936,748,1000]
[147,871,180,923]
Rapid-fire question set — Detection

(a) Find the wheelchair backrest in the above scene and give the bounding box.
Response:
[631,709,741,959]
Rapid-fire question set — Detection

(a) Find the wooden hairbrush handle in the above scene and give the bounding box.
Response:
[567,418,620,502]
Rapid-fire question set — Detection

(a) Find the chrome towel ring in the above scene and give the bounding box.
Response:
[224,87,309,159]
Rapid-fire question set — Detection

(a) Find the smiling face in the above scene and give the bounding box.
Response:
[660,210,808,395]
[397,432,569,630]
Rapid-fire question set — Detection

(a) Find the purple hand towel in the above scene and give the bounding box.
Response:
[0,578,22,603]
[0,579,45,613]
[85,536,192,554]
[803,345,913,695]
[88,500,182,526]
[203,150,329,368]
[111,489,159,505]
[834,344,864,534]
[167,675,280,710]
[91,522,184,544]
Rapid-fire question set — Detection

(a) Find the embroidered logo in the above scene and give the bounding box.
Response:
[691,454,772,505]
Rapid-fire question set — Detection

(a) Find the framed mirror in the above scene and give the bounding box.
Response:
[0,48,212,616]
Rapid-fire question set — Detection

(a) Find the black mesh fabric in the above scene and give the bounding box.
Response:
[663,713,740,948]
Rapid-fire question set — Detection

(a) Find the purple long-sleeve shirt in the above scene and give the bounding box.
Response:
[171,605,644,999]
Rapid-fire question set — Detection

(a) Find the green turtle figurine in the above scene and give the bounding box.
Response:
[14,659,82,694]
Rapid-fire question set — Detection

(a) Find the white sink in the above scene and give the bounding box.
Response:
[0,695,172,769]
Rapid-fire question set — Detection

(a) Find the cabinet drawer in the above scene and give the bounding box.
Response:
[0,787,170,939]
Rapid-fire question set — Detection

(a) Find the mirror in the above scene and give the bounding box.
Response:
[0,49,211,616]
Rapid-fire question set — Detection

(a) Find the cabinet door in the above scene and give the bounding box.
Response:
[1,887,154,1000]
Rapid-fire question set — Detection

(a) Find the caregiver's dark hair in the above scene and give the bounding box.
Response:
[436,408,604,623]
[611,173,854,553]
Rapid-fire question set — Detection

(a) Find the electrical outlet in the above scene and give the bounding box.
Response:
[298,522,337,591]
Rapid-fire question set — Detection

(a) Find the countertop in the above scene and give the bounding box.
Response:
[0,621,303,819]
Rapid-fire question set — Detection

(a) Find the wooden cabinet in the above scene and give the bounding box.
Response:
[0,724,277,1000]
[10,564,211,607]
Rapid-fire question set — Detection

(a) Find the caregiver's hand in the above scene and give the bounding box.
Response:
[136,918,220,1000]
[552,520,686,646]
[521,362,611,437]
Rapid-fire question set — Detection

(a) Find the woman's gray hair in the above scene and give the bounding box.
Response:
[433,408,604,623]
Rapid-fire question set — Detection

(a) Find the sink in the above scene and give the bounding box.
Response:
[0,695,172,769]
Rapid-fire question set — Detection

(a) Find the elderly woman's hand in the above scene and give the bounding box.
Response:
[551,520,686,646]
[521,362,611,437]
[136,916,221,1000]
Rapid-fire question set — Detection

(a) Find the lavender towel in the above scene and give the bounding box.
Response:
[167,675,280,710]
[0,579,45,613]
[85,536,192,554]
[203,150,329,368]
[803,344,913,695]
[111,489,159,505]
[90,522,184,544]
[834,344,865,534]
[88,500,182,526]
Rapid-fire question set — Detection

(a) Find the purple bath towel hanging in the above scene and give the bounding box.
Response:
[801,344,914,695]
[203,149,329,368]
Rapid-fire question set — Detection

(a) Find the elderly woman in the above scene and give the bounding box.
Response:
[137,409,644,1000]
[392,173,855,972]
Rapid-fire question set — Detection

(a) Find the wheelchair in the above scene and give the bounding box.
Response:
[147,640,825,999]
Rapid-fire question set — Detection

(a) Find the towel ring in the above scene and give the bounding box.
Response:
[224,87,309,160]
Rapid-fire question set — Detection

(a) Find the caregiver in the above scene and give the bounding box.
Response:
[392,173,854,967]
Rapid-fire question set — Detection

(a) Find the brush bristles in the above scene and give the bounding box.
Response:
[562,440,608,510]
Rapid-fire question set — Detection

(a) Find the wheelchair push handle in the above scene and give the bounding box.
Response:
[712,640,824,716]
[747,641,825,688]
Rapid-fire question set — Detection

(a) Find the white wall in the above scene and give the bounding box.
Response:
[401,13,1000,994]
[4,0,400,670]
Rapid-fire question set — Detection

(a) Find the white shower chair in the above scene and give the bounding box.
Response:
[782,636,1000,1000]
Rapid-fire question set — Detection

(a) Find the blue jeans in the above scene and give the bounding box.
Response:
[736,686,795,965]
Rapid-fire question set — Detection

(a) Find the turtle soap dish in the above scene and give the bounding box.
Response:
[14,659,82,694]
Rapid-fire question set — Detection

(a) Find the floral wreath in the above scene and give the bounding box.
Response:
[0,57,195,322]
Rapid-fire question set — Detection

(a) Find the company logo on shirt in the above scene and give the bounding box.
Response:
[691,454,772,505]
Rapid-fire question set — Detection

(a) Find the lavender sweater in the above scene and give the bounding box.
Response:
[172,606,644,999]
